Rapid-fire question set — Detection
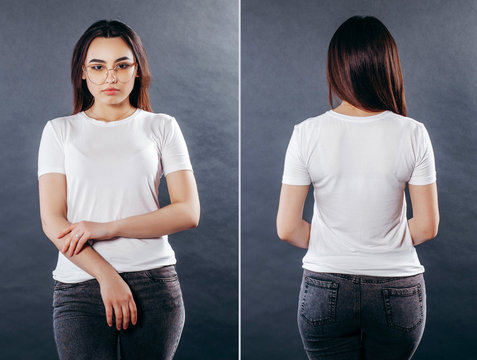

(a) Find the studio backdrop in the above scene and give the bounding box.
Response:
[0,0,238,359]
[242,0,477,359]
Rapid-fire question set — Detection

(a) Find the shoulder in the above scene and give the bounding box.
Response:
[294,112,330,130]
[384,112,426,130]
[291,112,332,142]
[47,113,82,128]
[138,111,185,146]
[135,110,180,131]
[41,113,82,140]
[383,113,431,142]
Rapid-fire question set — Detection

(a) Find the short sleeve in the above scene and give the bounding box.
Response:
[282,125,311,185]
[161,117,193,176]
[409,124,436,185]
[38,121,65,178]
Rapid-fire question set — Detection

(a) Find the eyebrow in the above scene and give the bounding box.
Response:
[88,56,132,63]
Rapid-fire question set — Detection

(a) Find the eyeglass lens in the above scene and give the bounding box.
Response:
[86,64,135,85]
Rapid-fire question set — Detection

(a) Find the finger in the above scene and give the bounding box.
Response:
[122,304,130,329]
[74,233,89,255]
[58,224,74,239]
[68,234,81,257]
[61,232,77,253]
[61,237,70,253]
[115,305,123,331]
[105,304,113,327]
[130,299,138,326]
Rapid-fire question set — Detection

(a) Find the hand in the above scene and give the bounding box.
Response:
[98,271,138,330]
[58,221,115,256]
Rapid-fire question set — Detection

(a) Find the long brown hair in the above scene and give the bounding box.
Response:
[71,20,152,113]
[327,16,407,116]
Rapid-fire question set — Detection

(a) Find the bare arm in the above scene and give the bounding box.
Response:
[60,170,200,255]
[111,170,200,238]
[408,182,439,245]
[39,173,137,330]
[276,184,311,249]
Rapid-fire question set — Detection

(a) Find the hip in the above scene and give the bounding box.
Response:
[53,265,183,311]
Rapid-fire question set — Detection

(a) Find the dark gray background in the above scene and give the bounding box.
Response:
[242,0,477,359]
[0,0,237,359]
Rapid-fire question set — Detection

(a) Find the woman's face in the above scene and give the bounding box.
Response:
[82,37,138,108]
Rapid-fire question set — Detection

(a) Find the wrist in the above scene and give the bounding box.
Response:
[94,264,119,284]
[107,220,121,238]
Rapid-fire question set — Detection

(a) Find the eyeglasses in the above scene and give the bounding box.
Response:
[83,62,137,85]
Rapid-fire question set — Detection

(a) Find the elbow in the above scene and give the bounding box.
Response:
[427,221,439,239]
[430,222,439,239]
[40,217,53,240]
[189,215,200,229]
[420,228,438,242]
[276,211,299,242]
[412,218,439,245]
[40,218,60,246]
[40,217,47,233]
[277,231,292,243]
[425,215,440,240]
[187,205,200,229]
[276,220,294,243]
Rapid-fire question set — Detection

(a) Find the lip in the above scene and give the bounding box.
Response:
[102,88,120,95]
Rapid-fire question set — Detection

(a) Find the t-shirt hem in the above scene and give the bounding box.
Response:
[302,262,425,277]
[38,169,66,178]
[52,258,177,283]
[163,165,193,177]
[408,176,436,185]
[282,176,311,186]
[302,249,425,277]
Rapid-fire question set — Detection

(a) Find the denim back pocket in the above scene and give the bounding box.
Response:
[382,283,423,332]
[300,276,339,326]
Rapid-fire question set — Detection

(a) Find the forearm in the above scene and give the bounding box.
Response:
[277,219,311,249]
[408,183,439,246]
[42,215,119,282]
[110,202,199,239]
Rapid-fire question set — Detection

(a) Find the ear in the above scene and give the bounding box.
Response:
[82,71,86,80]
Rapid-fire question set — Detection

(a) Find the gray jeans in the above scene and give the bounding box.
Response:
[53,265,185,360]
[298,270,426,360]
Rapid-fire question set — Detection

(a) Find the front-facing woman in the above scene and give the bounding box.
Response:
[38,20,199,359]
[277,16,439,360]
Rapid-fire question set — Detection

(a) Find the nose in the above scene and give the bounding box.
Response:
[105,68,118,83]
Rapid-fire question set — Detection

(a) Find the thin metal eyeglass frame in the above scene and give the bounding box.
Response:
[83,62,137,85]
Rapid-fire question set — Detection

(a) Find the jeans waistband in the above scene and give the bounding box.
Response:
[303,269,423,284]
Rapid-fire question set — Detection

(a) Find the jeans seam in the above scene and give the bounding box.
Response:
[145,273,179,282]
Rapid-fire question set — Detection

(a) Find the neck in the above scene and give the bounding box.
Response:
[333,101,385,117]
[86,102,136,122]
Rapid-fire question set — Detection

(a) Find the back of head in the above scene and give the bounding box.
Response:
[327,16,406,116]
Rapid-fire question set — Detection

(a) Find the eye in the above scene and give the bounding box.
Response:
[116,63,132,70]
[90,65,104,71]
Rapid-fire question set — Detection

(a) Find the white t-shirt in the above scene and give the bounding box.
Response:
[38,109,193,282]
[282,110,436,276]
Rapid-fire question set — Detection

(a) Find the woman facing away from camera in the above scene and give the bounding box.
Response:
[277,16,439,360]
[38,20,200,359]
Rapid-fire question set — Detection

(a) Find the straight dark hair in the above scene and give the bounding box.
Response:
[327,16,407,116]
[71,20,152,113]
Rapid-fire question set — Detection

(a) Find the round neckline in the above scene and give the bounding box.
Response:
[80,108,141,127]
[328,109,391,123]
